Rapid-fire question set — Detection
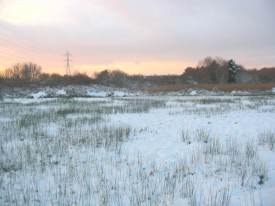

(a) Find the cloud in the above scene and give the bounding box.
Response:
[0,0,274,73]
[0,0,72,25]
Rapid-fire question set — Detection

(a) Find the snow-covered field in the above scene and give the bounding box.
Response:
[1,95,275,205]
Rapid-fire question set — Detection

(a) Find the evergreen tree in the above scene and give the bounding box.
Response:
[228,59,239,83]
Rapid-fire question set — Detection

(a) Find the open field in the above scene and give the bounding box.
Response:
[1,95,275,205]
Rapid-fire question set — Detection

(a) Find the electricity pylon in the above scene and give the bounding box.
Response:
[65,51,72,76]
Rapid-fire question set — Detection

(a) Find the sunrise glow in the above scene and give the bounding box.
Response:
[0,0,63,25]
[0,0,274,74]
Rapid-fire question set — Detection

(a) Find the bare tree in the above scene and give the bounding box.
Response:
[4,62,42,82]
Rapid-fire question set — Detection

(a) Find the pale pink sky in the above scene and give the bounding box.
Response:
[0,0,274,75]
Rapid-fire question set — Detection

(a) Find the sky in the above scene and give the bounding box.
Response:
[0,0,274,75]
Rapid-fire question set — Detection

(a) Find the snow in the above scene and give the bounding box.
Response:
[189,90,197,95]
[1,85,139,99]
[56,89,66,96]
[231,90,250,95]
[113,91,128,97]
[29,91,48,99]
[110,103,275,162]
[86,90,109,97]
[86,90,134,97]
[0,117,11,122]
[272,88,275,93]
[1,94,275,205]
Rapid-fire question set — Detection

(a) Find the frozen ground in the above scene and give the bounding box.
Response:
[0,85,139,99]
[0,95,275,205]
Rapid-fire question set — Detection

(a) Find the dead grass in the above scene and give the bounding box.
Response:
[147,83,275,93]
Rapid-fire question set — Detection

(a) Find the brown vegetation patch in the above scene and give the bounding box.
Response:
[146,83,275,93]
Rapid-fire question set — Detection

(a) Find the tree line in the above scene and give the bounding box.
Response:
[0,57,275,88]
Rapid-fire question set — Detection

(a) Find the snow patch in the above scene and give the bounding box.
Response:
[86,90,109,97]
[56,89,66,96]
[113,91,128,97]
[231,90,250,95]
[29,91,48,99]
[189,90,197,95]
